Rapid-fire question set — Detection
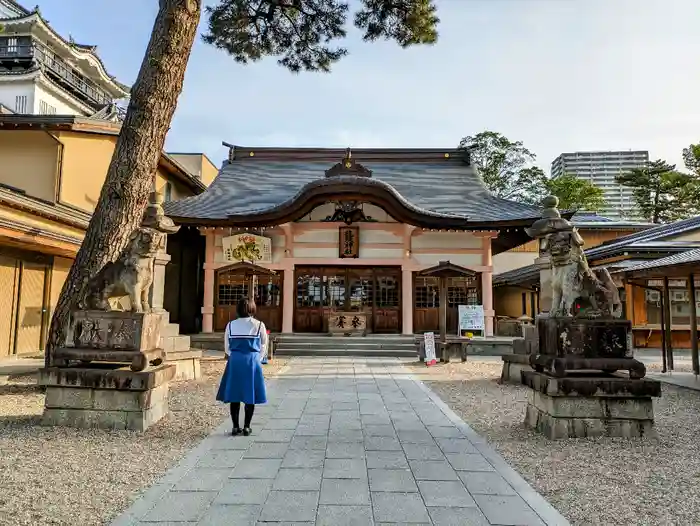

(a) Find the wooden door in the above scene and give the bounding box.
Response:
[346,267,374,330]
[254,274,283,333]
[294,268,325,332]
[15,262,47,355]
[215,272,248,331]
[0,256,19,356]
[413,275,440,334]
[374,269,401,333]
[447,276,481,335]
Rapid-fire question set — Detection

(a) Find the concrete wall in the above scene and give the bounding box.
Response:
[0,81,35,114]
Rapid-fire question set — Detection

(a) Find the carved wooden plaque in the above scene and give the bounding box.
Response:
[339,226,359,258]
[328,312,367,335]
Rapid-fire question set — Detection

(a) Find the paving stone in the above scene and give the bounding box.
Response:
[435,438,478,454]
[141,491,216,522]
[319,478,371,505]
[361,413,392,424]
[273,468,323,491]
[368,468,418,492]
[210,435,255,450]
[409,460,459,481]
[290,435,328,450]
[473,494,547,526]
[427,425,464,438]
[213,478,273,505]
[371,492,431,523]
[295,424,330,436]
[230,458,282,479]
[327,441,366,458]
[459,471,517,495]
[397,429,435,444]
[366,450,409,469]
[258,490,319,522]
[364,424,397,437]
[333,401,360,411]
[364,436,402,451]
[392,420,427,431]
[196,449,244,468]
[323,458,367,479]
[402,443,445,461]
[244,442,289,459]
[427,506,491,526]
[445,453,495,472]
[417,480,476,507]
[282,449,325,469]
[197,504,261,525]
[328,429,364,442]
[256,429,295,443]
[172,468,231,492]
[265,418,300,430]
[316,505,374,526]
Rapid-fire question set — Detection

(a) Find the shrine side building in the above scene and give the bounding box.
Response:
[163,145,547,337]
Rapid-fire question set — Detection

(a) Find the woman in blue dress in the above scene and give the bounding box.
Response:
[216,298,268,436]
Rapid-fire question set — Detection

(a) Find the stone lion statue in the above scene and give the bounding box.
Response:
[546,228,622,319]
[82,227,164,313]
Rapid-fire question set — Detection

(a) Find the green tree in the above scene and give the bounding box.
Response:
[616,159,700,223]
[543,173,606,212]
[459,131,548,202]
[47,0,441,364]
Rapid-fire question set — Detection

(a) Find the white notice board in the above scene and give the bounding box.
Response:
[458,305,484,335]
[423,332,436,363]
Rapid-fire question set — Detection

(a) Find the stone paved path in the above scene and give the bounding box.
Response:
[113,358,569,526]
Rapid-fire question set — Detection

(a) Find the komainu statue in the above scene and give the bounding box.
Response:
[80,192,179,313]
[81,227,164,313]
[546,229,623,319]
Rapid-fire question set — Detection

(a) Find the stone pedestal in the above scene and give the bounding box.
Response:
[39,363,175,431]
[500,354,532,384]
[521,371,661,439]
[153,310,202,381]
[531,316,645,378]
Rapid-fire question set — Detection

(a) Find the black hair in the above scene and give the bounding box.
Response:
[236,298,256,318]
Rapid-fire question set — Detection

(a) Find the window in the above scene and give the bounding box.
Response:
[38,100,57,115]
[14,95,27,113]
[164,182,173,202]
[7,38,18,53]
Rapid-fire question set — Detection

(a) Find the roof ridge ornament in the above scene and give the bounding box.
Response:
[325,147,372,178]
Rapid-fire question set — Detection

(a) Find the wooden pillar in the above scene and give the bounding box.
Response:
[201,229,216,333]
[689,273,699,375]
[401,268,413,335]
[663,276,674,370]
[480,235,494,336]
[282,267,294,333]
[439,276,447,343]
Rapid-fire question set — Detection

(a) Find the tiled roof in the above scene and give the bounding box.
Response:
[163,147,543,224]
[617,249,700,274]
[493,216,700,287]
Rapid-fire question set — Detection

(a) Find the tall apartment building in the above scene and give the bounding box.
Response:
[0,0,129,119]
[551,150,649,220]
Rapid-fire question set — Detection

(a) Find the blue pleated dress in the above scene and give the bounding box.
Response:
[216,318,267,405]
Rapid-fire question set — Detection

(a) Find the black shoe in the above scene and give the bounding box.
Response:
[242,427,252,436]
[231,427,242,436]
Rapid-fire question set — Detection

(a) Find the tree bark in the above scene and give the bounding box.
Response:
[45,0,201,366]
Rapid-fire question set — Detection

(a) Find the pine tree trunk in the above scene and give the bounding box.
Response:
[45,0,201,366]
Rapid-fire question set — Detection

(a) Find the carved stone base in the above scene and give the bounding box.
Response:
[165,349,202,381]
[39,364,175,432]
[521,371,661,439]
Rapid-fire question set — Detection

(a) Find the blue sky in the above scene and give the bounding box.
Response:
[34,0,700,171]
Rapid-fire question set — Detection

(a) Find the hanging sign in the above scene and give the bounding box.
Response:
[459,305,484,335]
[222,233,272,264]
[424,332,437,366]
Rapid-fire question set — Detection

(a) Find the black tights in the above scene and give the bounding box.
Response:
[230,403,255,429]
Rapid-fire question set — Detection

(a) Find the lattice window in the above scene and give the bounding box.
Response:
[414,277,440,308]
[324,275,346,307]
[217,284,247,306]
[255,278,281,307]
[296,275,323,307]
[376,277,399,307]
[348,277,374,309]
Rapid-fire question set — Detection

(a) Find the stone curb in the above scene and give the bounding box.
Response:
[410,372,571,526]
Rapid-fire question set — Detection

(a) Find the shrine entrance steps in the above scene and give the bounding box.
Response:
[275,334,417,358]
[190,333,417,358]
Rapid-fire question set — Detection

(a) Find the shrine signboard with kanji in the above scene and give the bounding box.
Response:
[339,226,359,258]
[328,311,367,336]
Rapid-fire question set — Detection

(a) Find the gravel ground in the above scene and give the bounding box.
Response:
[413,361,700,526]
[0,358,287,526]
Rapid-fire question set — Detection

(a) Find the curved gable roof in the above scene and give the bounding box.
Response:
[164,146,543,228]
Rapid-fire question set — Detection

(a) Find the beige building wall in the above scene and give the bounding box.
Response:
[0,130,59,202]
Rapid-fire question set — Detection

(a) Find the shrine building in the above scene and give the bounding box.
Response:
[162,145,547,337]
